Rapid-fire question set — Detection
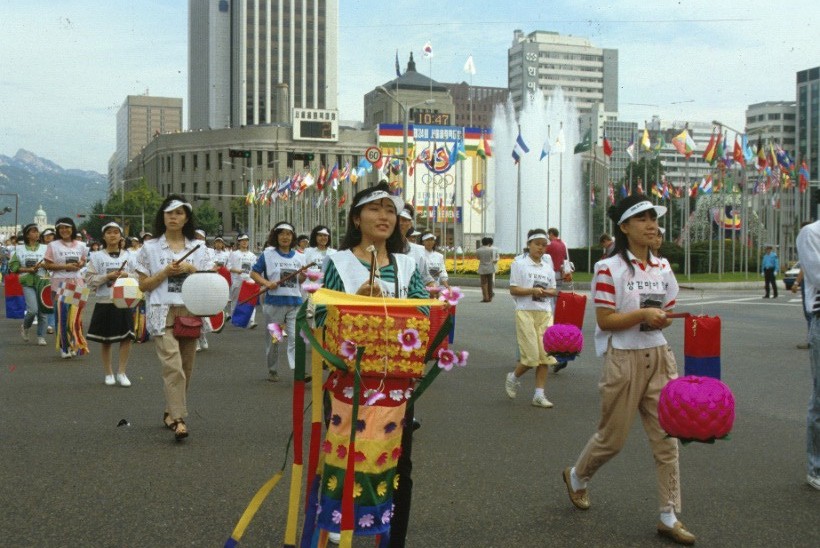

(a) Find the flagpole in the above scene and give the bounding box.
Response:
[481,138,487,239]
[684,123,691,280]
[546,124,551,229]
[516,123,522,254]
[558,121,563,235]
[588,139,595,273]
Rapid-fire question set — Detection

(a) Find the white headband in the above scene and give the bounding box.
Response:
[316,228,330,236]
[55,221,73,228]
[421,233,435,241]
[617,201,667,225]
[237,234,249,241]
[658,227,666,235]
[101,222,123,234]
[357,190,404,213]
[275,223,295,233]
[527,233,549,242]
[195,229,206,238]
[399,209,413,220]
[163,199,192,212]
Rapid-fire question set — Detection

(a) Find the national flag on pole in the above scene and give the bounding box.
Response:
[702,130,717,163]
[626,136,635,160]
[715,131,725,163]
[620,182,629,198]
[636,180,644,195]
[340,161,351,182]
[756,136,767,170]
[422,41,433,59]
[608,182,615,204]
[741,134,754,164]
[476,134,487,159]
[672,129,695,158]
[482,134,492,157]
[574,128,592,154]
[602,132,613,157]
[245,183,256,205]
[799,160,810,193]
[590,184,596,206]
[338,192,347,207]
[651,182,663,198]
[463,55,476,75]
[690,181,699,197]
[699,175,713,194]
[395,50,401,78]
[511,131,529,164]
[539,133,551,160]
[641,128,651,151]
[449,139,467,165]
[553,127,565,154]
[329,163,340,190]
[654,133,666,152]
[733,135,745,167]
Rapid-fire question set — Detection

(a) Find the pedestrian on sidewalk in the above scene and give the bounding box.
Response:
[504,228,559,408]
[561,195,695,545]
[476,236,498,302]
[761,245,779,298]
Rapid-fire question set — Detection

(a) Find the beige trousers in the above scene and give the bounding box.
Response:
[154,306,198,421]
[574,343,682,512]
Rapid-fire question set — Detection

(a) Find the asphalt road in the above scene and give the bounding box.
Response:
[0,287,817,547]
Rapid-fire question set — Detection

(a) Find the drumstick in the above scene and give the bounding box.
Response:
[238,262,317,305]
[173,244,201,266]
[366,245,378,296]
[117,260,128,272]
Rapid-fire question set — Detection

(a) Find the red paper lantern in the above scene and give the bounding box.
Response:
[658,376,735,443]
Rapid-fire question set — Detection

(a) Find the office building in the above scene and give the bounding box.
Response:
[109,95,183,197]
[442,82,508,130]
[508,29,618,116]
[796,66,819,181]
[189,0,338,130]
[745,101,797,156]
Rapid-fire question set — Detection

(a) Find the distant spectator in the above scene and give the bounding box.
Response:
[761,245,779,299]
[476,236,498,302]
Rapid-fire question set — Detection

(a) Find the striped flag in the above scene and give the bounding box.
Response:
[511,132,529,164]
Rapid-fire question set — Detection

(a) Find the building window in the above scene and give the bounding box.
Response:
[193,182,198,195]
[218,152,223,169]
[193,154,198,170]
[218,181,223,196]
[205,153,211,170]
[180,154,186,172]
[206,181,211,195]
[257,150,263,166]
[181,182,186,195]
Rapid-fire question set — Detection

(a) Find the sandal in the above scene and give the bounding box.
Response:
[163,413,175,430]
[172,419,189,440]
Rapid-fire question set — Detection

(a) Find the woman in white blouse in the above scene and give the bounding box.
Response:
[135,196,214,440]
[420,232,449,288]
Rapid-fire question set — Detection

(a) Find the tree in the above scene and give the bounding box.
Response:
[194,201,221,235]
[229,197,249,234]
[77,181,163,239]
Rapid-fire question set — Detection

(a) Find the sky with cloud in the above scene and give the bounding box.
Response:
[1,0,816,172]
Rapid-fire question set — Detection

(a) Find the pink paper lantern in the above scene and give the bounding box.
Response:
[658,376,735,443]
[542,323,583,360]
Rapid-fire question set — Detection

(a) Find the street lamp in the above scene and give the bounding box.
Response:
[377,86,435,200]
[223,161,256,247]
[0,193,19,234]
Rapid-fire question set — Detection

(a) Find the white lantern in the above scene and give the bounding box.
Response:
[181,272,230,316]
[112,278,143,309]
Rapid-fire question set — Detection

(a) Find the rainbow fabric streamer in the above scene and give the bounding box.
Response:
[54,281,90,356]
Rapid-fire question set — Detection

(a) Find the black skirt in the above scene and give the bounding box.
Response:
[87,302,135,343]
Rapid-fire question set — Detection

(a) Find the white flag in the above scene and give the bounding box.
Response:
[463,55,476,75]
[422,41,433,59]
[553,128,565,154]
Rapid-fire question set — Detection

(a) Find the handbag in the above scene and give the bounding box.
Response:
[554,290,586,329]
[173,316,203,339]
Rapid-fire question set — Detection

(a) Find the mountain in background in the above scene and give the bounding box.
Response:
[0,149,108,230]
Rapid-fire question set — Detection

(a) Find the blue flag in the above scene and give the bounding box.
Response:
[512,132,529,164]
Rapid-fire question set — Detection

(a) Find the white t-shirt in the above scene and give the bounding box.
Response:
[509,254,556,312]
[405,242,434,285]
[227,249,257,287]
[212,249,230,267]
[260,248,306,299]
[85,250,135,300]
[13,243,48,278]
[304,246,337,276]
[423,249,448,285]
[45,239,88,289]
[592,251,679,356]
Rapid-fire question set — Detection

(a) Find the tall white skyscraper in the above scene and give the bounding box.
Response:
[189,0,338,130]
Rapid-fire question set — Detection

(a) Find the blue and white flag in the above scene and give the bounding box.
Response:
[512,132,529,164]
[539,135,551,161]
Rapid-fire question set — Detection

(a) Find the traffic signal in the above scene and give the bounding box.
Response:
[293,152,315,161]
[229,149,251,159]
[305,153,315,161]
[77,214,86,218]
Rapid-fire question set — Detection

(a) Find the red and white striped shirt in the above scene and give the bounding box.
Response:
[592,251,678,356]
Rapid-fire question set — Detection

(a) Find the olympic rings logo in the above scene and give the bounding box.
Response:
[421,173,454,186]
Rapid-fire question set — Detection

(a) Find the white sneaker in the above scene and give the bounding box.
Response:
[37,337,47,346]
[200,337,209,350]
[20,325,30,342]
[249,322,258,329]
[116,373,131,387]
[327,531,341,544]
[195,340,201,352]
[809,475,820,491]
[47,326,54,334]
[32,317,38,325]
[532,395,554,408]
[104,374,116,386]
[61,351,72,359]
[505,373,520,399]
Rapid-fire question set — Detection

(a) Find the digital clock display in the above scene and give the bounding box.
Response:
[299,120,333,139]
[412,112,450,126]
